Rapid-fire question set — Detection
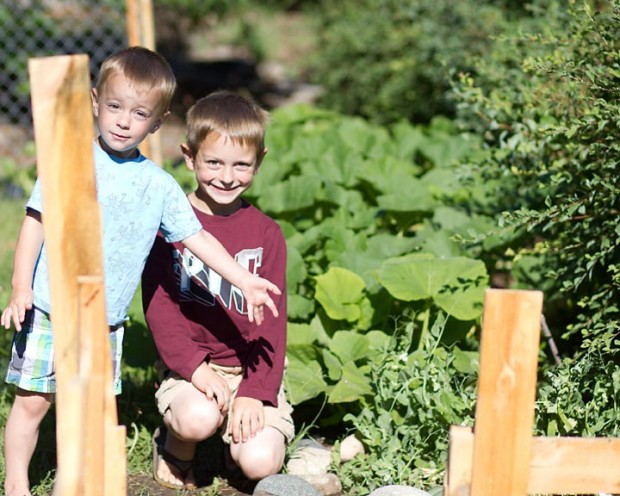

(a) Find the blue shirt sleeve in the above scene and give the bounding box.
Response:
[26,179,43,213]
[158,173,202,243]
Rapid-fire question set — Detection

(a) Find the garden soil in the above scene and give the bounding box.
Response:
[127,473,255,496]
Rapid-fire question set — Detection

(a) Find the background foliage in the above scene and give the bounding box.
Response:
[454,0,620,437]
[309,0,567,126]
[1,0,620,494]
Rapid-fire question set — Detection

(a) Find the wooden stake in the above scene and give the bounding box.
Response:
[125,0,163,165]
[470,289,543,496]
[29,54,126,496]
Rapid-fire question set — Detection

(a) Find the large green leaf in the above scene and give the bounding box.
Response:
[391,120,426,160]
[314,267,367,322]
[328,362,373,403]
[330,330,371,364]
[287,319,330,346]
[357,155,423,195]
[321,184,367,214]
[324,228,367,264]
[322,348,342,381]
[452,347,479,374]
[414,226,465,258]
[337,117,386,155]
[256,175,323,213]
[312,146,361,187]
[286,245,307,290]
[364,330,391,352]
[419,126,473,167]
[287,294,315,321]
[284,354,328,405]
[378,254,487,320]
[331,234,419,289]
[377,177,436,212]
[332,251,382,290]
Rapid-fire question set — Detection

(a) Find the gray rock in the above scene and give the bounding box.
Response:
[368,485,431,496]
[253,474,322,496]
[295,473,342,496]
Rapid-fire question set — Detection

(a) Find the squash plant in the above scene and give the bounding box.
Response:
[245,104,504,413]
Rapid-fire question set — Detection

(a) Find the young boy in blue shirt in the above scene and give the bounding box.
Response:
[0,47,280,496]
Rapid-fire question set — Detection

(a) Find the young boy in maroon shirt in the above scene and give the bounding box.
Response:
[142,90,294,490]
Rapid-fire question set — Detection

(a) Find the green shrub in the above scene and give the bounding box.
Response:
[310,0,515,125]
[337,322,478,493]
[454,0,620,433]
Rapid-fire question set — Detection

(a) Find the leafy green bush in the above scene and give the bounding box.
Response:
[337,323,478,493]
[310,0,514,125]
[235,104,495,428]
[454,0,620,434]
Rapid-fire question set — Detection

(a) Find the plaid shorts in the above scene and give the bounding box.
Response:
[5,307,123,395]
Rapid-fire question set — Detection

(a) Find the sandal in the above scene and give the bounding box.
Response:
[152,426,197,490]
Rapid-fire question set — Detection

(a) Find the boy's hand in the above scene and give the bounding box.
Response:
[191,362,231,413]
[229,396,264,444]
[1,287,34,331]
[239,275,281,325]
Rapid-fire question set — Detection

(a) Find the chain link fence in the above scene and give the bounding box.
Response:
[0,0,128,166]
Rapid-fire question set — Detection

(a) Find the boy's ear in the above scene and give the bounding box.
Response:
[149,110,170,134]
[90,88,99,116]
[255,147,268,173]
[180,143,195,171]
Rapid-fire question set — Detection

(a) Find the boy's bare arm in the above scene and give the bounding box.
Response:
[1,211,44,331]
[181,230,281,324]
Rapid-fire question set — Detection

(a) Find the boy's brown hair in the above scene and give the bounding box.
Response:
[95,46,176,116]
[185,90,269,163]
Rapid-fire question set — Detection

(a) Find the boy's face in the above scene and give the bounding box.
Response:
[91,73,167,159]
[183,132,263,216]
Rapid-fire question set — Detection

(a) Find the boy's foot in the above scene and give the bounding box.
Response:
[152,426,197,490]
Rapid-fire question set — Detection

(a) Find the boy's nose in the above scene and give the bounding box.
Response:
[220,166,234,183]
[116,113,131,129]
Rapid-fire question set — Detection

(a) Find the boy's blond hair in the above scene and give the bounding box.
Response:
[95,46,176,117]
[185,90,269,163]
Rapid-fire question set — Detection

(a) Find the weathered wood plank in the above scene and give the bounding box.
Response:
[125,0,162,165]
[29,54,125,496]
[470,289,543,496]
[448,425,620,494]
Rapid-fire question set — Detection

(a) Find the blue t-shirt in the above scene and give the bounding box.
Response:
[28,142,202,325]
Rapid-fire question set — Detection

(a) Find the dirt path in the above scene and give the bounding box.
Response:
[128,474,255,496]
[127,437,259,496]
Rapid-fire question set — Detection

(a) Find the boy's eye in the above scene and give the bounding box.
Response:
[107,103,120,110]
[235,163,251,171]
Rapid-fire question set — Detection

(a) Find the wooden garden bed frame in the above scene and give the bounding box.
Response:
[444,289,620,495]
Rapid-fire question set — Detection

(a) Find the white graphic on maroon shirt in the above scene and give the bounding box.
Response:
[172,247,263,315]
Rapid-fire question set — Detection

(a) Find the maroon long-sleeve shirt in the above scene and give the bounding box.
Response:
[141,201,287,406]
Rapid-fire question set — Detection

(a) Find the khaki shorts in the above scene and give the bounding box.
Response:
[155,362,295,444]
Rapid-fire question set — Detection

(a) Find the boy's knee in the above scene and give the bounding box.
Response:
[168,406,220,441]
[14,390,52,418]
[235,443,285,480]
